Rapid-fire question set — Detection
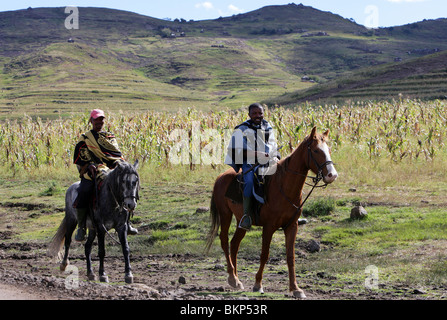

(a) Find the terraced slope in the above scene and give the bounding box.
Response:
[265,51,447,106]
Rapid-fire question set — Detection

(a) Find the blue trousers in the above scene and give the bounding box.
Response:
[242,163,254,198]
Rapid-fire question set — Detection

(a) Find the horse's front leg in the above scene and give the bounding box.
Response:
[284,222,306,299]
[85,229,97,281]
[97,229,109,283]
[117,224,133,284]
[253,227,274,293]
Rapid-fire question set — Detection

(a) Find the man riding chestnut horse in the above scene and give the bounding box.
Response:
[207,102,338,298]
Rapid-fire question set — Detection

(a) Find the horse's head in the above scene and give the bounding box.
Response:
[306,127,338,184]
[116,160,140,212]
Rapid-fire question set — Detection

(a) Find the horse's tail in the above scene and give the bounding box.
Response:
[205,191,220,254]
[47,216,67,262]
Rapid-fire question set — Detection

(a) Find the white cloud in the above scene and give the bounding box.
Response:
[195,2,214,10]
[228,4,243,13]
[386,0,430,3]
[195,2,243,17]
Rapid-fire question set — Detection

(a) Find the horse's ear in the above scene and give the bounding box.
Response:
[323,129,329,138]
[311,126,317,140]
[133,159,139,170]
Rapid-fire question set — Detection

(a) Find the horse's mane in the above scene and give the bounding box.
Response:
[102,161,138,200]
[108,161,137,178]
[276,134,312,175]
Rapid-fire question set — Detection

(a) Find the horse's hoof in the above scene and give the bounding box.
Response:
[100,275,109,283]
[125,273,134,284]
[253,285,264,294]
[60,260,69,272]
[236,282,244,290]
[228,276,244,290]
[87,273,97,281]
[292,289,307,299]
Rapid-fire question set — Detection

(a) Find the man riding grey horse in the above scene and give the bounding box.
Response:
[72,109,138,241]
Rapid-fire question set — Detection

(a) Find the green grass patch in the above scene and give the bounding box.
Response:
[319,206,447,252]
[302,197,336,217]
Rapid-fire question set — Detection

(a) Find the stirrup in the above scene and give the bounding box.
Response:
[75,228,86,242]
[238,214,252,231]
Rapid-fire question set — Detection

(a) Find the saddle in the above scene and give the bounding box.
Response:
[72,173,106,212]
[224,171,272,225]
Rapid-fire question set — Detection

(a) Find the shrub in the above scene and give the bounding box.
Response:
[302,197,336,217]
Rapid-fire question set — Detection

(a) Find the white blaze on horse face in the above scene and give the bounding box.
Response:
[321,142,338,184]
[123,173,138,211]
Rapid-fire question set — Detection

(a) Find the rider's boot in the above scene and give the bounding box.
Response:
[75,208,88,242]
[238,196,253,231]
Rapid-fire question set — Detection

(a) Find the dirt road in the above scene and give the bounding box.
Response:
[0,239,329,301]
[2,238,443,301]
[0,283,53,300]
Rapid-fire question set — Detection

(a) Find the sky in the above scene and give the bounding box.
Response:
[0,0,445,28]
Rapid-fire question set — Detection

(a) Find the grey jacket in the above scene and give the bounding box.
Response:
[225,119,280,174]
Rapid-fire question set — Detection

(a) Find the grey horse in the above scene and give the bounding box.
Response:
[48,160,140,284]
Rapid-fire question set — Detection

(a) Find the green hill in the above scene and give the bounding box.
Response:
[265,50,447,106]
[0,5,446,117]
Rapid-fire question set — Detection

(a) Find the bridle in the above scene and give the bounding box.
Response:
[111,172,140,213]
[124,172,140,209]
[305,139,335,186]
[103,170,140,245]
[280,139,335,229]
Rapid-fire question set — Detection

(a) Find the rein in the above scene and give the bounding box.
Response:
[108,183,138,213]
[98,168,140,245]
[280,142,334,230]
[102,183,138,246]
[107,169,140,213]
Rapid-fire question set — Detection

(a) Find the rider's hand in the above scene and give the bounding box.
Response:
[88,164,97,178]
[256,152,270,163]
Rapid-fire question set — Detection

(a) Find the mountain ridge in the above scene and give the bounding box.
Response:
[1,4,446,116]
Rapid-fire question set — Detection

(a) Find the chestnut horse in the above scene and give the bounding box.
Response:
[205,127,338,298]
